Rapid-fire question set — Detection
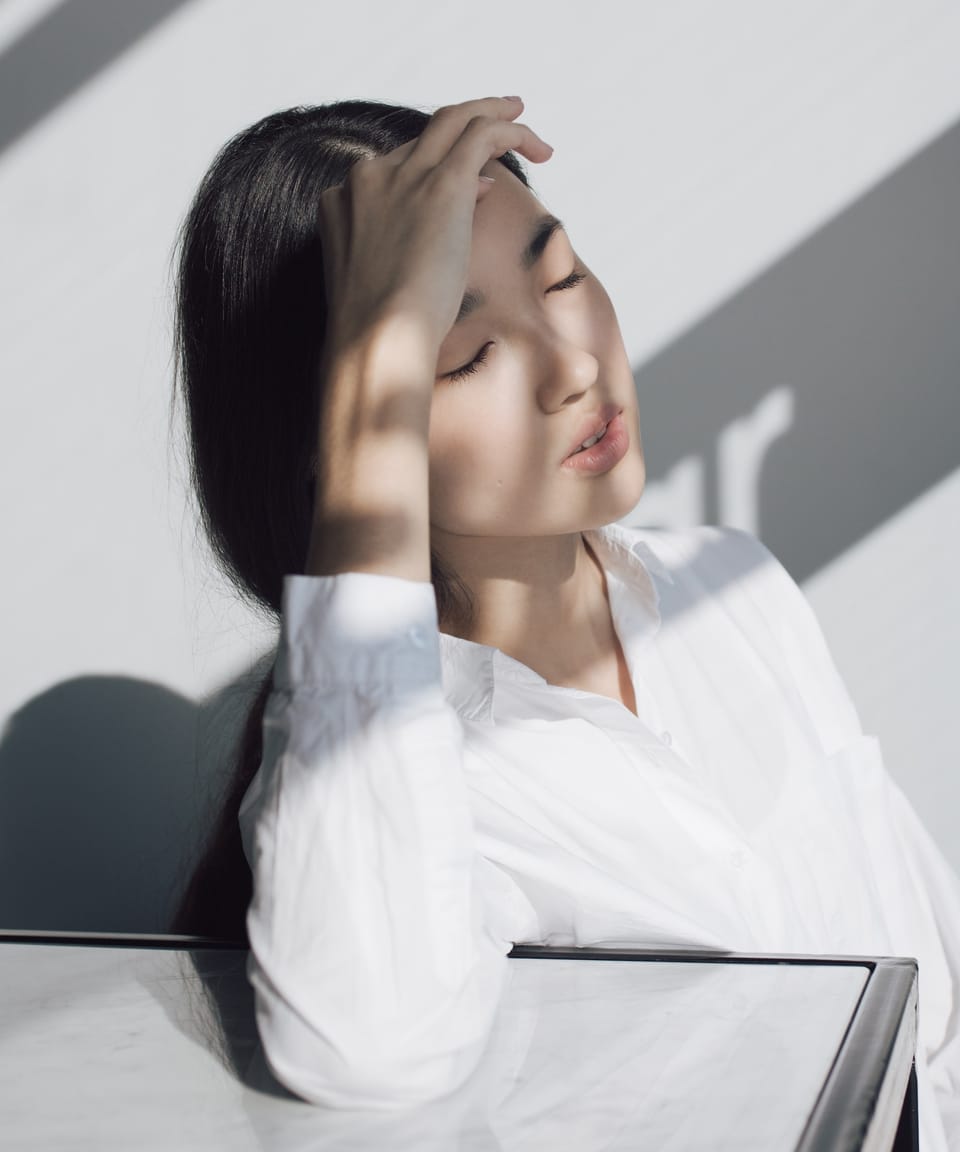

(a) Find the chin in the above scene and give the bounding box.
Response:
[604,451,647,525]
[566,436,646,528]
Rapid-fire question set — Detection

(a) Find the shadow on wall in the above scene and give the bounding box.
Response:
[2,0,957,587]
[2,7,957,931]
[0,660,272,934]
[0,0,196,157]
[0,532,777,937]
[630,112,960,581]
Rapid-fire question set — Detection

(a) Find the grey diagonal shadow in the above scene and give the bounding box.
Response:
[0,0,195,157]
[633,113,960,583]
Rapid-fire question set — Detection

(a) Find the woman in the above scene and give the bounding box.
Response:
[172,96,960,1144]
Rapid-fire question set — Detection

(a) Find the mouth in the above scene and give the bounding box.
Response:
[564,402,624,460]
[561,410,630,474]
[570,423,611,454]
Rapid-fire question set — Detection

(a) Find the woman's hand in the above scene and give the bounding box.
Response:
[316,96,553,365]
[307,97,551,581]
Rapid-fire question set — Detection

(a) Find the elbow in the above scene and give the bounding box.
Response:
[253,977,499,1110]
[263,1039,482,1112]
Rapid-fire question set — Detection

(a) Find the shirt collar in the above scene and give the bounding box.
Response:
[437,523,673,722]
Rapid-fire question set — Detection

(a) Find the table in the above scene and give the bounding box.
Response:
[0,932,918,1150]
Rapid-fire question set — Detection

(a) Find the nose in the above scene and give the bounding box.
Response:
[532,323,600,412]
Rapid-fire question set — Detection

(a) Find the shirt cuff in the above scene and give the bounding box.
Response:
[275,571,442,693]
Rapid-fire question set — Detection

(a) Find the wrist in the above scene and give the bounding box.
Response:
[323,310,441,400]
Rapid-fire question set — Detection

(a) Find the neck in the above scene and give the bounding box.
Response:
[433,528,616,684]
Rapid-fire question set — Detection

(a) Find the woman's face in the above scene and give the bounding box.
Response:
[428,161,646,544]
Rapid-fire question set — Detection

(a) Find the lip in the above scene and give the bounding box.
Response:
[563,402,624,462]
[561,411,629,474]
[562,402,624,462]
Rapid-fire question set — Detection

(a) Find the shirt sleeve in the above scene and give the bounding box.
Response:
[236,571,540,1110]
[706,526,864,756]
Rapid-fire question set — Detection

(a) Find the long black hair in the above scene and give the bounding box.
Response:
[170,101,530,942]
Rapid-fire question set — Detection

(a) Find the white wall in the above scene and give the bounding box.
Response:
[803,467,960,866]
[1,0,958,929]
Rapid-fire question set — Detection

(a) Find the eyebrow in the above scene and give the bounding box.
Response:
[454,214,566,325]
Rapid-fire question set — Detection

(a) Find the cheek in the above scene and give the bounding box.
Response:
[428,394,540,526]
[586,278,626,354]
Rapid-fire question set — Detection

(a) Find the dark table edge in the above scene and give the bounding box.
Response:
[0,931,916,969]
[795,958,918,1152]
[509,944,919,1152]
[1,933,918,1150]
[0,930,243,948]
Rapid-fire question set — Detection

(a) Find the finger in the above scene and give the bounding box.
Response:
[445,117,553,182]
[383,98,525,170]
[404,96,527,167]
[383,136,417,167]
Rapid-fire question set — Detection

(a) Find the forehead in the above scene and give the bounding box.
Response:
[470,163,548,258]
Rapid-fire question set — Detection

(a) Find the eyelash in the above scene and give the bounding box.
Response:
[444,269,588,383]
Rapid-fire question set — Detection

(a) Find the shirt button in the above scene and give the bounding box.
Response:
[408,626,426,648]
[660,730,672,747]
[730,850,745,870]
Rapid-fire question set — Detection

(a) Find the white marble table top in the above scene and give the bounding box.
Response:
[0,941,872,1151]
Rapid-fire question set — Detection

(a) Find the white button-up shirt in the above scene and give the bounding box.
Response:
[238,523,960,1148]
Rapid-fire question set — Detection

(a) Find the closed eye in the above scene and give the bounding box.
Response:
[547,269,587,295]
[444,341,493,384]
[442,268,587,384]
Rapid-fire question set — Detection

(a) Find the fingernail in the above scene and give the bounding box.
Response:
[479,175,496,183]
[503,95,522,102]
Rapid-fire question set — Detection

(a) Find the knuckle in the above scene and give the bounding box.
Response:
[464,114,496,135]
[344,155,387,199]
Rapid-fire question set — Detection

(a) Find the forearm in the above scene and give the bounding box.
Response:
[306,318,436,584]
[239,572,521,1107]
